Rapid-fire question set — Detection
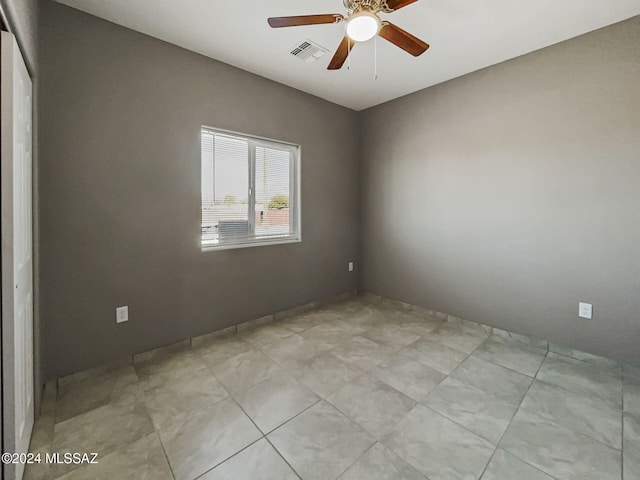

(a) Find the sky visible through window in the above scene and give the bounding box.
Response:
[201,132,290,204]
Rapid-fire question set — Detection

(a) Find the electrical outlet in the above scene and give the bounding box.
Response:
[578,302,592,319]
[116,306,129,323]
[348,261,354,272]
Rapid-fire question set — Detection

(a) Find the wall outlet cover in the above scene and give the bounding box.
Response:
[578,302,592,319]
[116,305,129,323]
[348,262,354,272]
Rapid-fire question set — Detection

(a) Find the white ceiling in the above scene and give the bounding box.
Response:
[54,0,640,110]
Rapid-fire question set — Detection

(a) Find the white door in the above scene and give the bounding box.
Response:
[1,31,34,480]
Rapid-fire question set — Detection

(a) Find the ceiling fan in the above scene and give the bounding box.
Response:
[268,0,429,70]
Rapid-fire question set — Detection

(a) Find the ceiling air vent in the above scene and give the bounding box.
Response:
[290,39,329,63]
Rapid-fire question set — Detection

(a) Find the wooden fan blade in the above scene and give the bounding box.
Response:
[384,0,419,11]
[267,14,343,28]
[327,36,355,70]
[378,22,429,56]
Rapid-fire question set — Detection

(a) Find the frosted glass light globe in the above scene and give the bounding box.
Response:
[346,13,380,42]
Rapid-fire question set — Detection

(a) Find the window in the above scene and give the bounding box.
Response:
[201,127,301,250]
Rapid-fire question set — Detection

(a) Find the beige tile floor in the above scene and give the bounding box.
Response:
[25,298,639,480]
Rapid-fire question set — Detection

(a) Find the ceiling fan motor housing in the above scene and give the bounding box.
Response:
[343,0,395,15]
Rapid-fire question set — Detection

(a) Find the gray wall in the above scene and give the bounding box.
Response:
[39,2,360,380]
[360,17,640,365]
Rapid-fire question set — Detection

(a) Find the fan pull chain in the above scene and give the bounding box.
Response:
[347,37,351,71]
[374,35,378,80]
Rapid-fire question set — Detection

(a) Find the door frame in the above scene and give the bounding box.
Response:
[1,21,36,480]
[0,3,11,464]
[0,3,8,463]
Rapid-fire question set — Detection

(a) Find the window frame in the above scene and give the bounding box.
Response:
[200,126,302,251]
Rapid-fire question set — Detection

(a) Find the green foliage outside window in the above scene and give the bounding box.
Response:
[269,194,289,209]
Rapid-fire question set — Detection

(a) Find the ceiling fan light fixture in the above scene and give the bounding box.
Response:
[346,12,380,42]
[266,1,429,71]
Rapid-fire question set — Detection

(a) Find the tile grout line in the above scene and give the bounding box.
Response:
[257,396,323,437]
[193,435,264,479]
[532,353,627,455]
[56,364,180,480]
[132,354,248,480]
[314,401,379,480]
[547,350,624,380]
[231,374,378,480]
[327,315,504,470]
[473,332,549,378]
[257,317,387,388]
[385,330,501,468]
[370,320,494,432]
[231,396,318,480]
[521,378,624,452]
[154,430,177,480]
[476,348,557,480]
[130,364,178,480]
[331,441,380,480]
[419,403,500,449]
[190,397,267,479]
[375,326,508,477]
[324,379,405,441]
[263,436,303,480]
[418,328,490,405]
[509,353,624,479]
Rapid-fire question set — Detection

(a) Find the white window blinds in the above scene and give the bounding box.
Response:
[201,128,300,249]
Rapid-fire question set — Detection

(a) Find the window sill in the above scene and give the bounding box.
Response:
[201,236,301,252]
